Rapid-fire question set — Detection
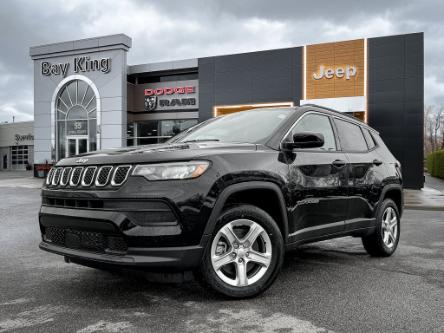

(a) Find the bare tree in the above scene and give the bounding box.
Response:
[424,105,444,154]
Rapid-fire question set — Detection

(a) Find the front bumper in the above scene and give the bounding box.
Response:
[39,197,210,270]
[39,241,205,270]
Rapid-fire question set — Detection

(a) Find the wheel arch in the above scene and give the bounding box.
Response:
[379,184,404,217]
[203,181,289,241]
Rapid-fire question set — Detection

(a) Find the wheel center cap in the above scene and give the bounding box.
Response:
[237,248,247,258]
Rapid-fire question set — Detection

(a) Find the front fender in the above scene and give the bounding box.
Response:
[201,181,289,242]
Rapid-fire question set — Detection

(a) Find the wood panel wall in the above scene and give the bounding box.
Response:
[306,39,364,99]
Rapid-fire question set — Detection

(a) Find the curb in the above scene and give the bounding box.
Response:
[404,205,444,211]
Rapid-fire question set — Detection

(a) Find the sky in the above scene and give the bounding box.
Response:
[0,0,442,122]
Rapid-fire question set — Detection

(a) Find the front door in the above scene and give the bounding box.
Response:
[285,112,349,242]
[66,136,88,157]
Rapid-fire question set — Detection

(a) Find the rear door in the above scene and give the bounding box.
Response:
[286,112,349,242]
[333,118,384,230]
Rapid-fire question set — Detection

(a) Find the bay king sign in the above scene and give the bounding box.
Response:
[41,56,111,77]
[313,65,357,80]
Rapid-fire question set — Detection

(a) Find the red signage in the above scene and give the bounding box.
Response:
[144,86,195,96]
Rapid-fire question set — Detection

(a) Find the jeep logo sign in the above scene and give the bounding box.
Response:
[313,65,357,80]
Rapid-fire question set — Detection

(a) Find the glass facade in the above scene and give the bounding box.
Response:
[56,80,97,158]
[127,119,198,146]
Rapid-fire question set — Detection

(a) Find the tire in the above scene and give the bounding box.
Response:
[362,199,400,257]
[198,204,284,299]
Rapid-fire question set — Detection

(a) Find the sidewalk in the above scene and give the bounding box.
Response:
[404,173,444,211]
[0,170,43,188]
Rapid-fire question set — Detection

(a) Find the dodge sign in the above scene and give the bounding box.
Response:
[142,80,199,112]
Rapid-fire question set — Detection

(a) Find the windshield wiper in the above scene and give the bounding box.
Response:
[183,139,220,143]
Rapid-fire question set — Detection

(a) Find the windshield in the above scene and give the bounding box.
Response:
[176,108,293,144]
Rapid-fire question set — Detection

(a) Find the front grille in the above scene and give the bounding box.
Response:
[47,165,132,189]
[81,166,96,186]
[112,166,131,186]
[44,226,127,253]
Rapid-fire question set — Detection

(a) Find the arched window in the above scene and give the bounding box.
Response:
[56,80,97,158]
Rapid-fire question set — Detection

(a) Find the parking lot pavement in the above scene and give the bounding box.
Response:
[0,185,443,333]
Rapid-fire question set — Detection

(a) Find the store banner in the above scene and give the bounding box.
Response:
[142,80,199,112]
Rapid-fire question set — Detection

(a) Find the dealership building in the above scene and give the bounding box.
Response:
[29,32,423,188]
[0,121,34,171]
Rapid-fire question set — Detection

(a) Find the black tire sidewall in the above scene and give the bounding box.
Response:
[201,204,284,298]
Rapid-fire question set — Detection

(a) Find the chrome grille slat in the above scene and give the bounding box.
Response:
[70,167,84,186]
[81,166,97,187]
[60,167,72,186]
[95,166,113,187]
[51,167,63,186]
[111,165,131,186]
[46,168,55,185]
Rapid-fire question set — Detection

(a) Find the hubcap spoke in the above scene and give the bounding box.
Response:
[387,208,393,222]
[390,217,397,228]
[219,224,240,245]
[212,252,234,271]
[235,261,248,286]
[383,231,390,244]
[388,228,395,242]
[242,223,264,245]
[248,250,271,267]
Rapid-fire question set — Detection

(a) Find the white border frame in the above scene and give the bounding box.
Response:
[51,75,101,161]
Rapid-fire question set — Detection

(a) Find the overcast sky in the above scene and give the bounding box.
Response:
[0,0,442,122]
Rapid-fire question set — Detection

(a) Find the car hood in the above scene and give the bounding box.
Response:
[56,142,259,166]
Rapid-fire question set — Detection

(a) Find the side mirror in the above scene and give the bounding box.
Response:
[281,132,324,150]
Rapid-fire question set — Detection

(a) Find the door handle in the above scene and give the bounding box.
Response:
[331,159,347,168]
[373,159,383,166]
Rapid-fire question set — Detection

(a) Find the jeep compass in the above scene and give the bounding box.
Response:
[40,105,403,298]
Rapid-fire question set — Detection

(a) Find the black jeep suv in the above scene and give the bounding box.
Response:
[40,105,403,298]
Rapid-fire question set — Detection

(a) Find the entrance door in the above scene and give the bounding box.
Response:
[66,136,88,157]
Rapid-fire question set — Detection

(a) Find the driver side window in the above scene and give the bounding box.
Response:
[290,114,337,151]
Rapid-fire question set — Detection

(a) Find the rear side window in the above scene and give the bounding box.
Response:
[290,114,337,151]
[362,128,376,149]
[334,119,368,152]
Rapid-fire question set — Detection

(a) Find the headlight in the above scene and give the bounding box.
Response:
[132,161,210,180]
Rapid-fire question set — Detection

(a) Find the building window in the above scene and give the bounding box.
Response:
[56,80,97,158]
[127,119,198,146]
[11,145,29,169]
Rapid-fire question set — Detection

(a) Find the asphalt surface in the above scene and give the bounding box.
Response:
[0,182,443,332]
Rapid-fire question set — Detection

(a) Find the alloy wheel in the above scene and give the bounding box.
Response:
[381,207,398,248]
[210,219,272,287]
